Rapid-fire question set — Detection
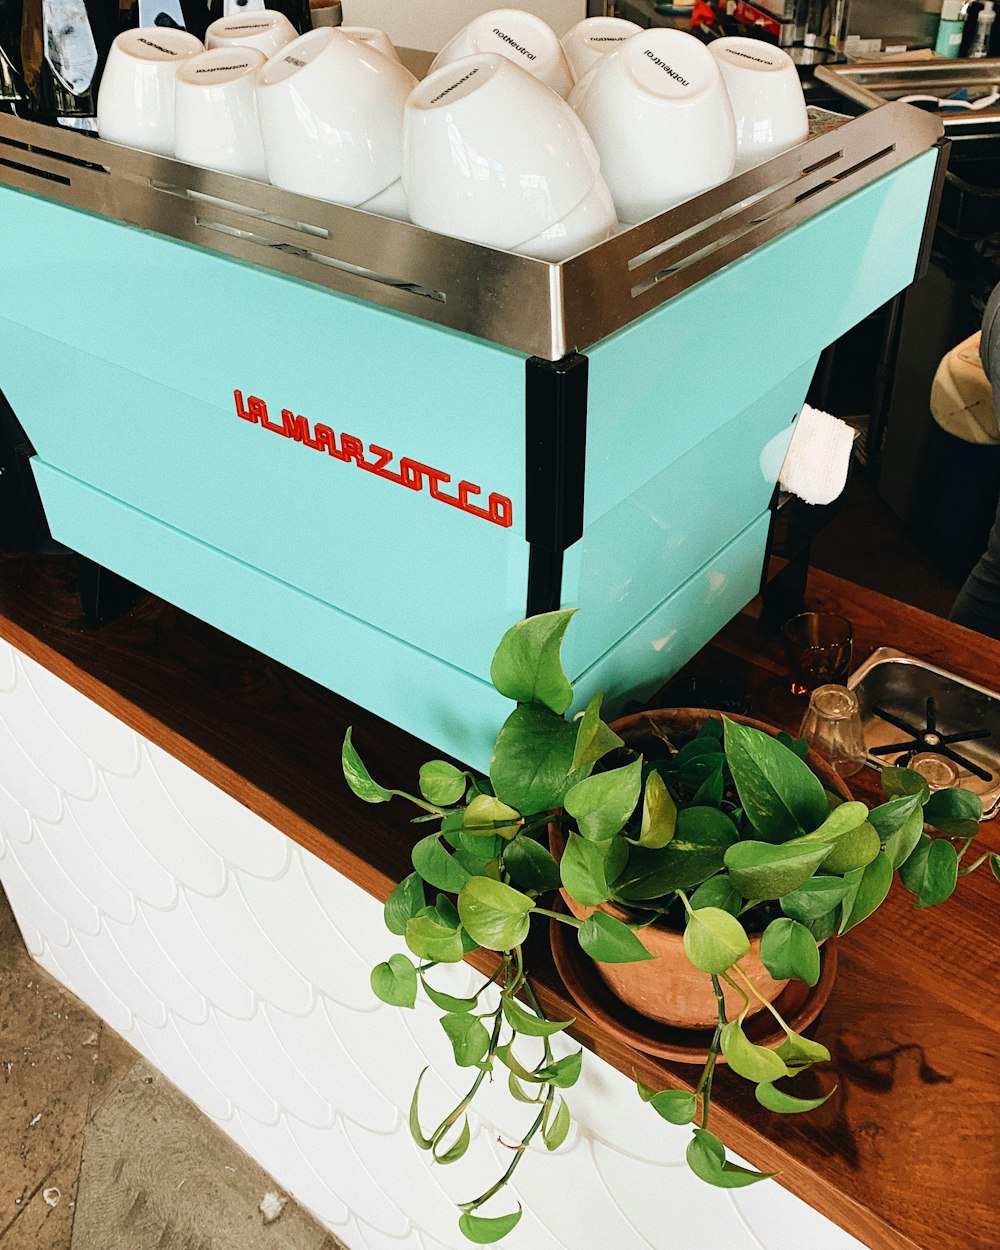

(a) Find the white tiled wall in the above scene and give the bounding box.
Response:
[0,637,870,1250]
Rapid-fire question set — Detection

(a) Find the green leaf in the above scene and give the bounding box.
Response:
[724,841,831,903]
[565,759,642,842]
[991,854,1000,884]
[779,875,852,922]
[689,875,743,916]
[560,831,627,907]
[440,1012,491,1067]
[721,1021,791,1082]
[825,823,882,874]
[408,1068,433,1149]
[804,910,840,943]
[578,911,655,963]
[418,760,466,807]
[571,693,624,773]
[759,919,820,987]
[501,995,574,1038]
[384,873,426,936]
[412,835,472,893]
[503,837,561,893]
[722,717,828,842]
[495,1043,538,1083]
[457,878,534,951]
[614,808,738,901]
[923,787,983,839]
[434,1115,471,1164]
[420,976,478,1014]
[839,852,893,934]
[491,704,579,813]
[405,914,465,963]
[691,764,725,809]
[543,1096,571,1150]
[635,770,677,849]
[508,1072,543,1104]
[899,835,959,908]
[868,795,925,870]
[683,907,750,975]
[686,1129,774,1188]
[776,1030,830,1072]
[796,800,869,845]
[458,1206,523,1243]
[776,731,809,759]
[881,766,930,804]
[463,794,523,841]
[342,728,392,803]
[636,1079,697,1124]
[370,954,418,1008]
[755,1082,835,1114]
[490,610,575,714]
[536,1050,583,1089]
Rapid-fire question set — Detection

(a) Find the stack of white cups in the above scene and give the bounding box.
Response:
[95,9,811,262]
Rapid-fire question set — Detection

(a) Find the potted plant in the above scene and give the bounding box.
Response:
[342,610,1000,1244]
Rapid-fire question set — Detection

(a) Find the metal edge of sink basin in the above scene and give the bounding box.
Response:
[848,647,1000,820]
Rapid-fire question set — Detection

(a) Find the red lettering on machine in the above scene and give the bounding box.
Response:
[233,390,514,529]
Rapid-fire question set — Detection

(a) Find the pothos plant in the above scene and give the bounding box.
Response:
[342,610,1000,1244]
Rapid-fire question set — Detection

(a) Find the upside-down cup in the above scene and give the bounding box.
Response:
[340,25,401,62]
[569,27,736,224]
[174,47,267,181]
[560,15,642,81]
[708,36,809,173]
[429,8,576,98]
[403,53,614,257]
[255,27,417,214]
[97,27,204,156]
[206,11,298,60]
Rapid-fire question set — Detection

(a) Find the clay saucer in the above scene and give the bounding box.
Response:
[550,913,838,1065]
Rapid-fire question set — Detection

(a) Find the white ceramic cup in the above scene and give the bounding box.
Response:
[403,53,610,255]
[206,11,298,60]
[174,46,267,180]
[340,26,400,62]
[429,8,576,99]
[97,27,204,156]
[517,177,617,261]
[560,16,642,81]
[569,27,736,224]
[708,37,809,173]
[255,28,417,213]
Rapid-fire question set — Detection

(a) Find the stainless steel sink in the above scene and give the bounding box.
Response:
[848,647,1000,819]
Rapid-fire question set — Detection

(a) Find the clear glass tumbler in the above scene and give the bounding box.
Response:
[798,684,867,778]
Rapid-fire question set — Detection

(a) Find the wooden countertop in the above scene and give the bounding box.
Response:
[1,553,997,1250]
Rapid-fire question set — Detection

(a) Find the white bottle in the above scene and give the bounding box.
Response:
[970,0,996,56]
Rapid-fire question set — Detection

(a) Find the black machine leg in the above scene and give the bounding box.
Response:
[75,558,145,627]
[524,353,589,618]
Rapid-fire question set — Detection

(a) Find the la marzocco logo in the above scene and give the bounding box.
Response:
[643,48,689,87]
[234,391,514,528]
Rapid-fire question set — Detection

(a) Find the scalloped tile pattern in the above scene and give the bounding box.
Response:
[0,637,872,1250]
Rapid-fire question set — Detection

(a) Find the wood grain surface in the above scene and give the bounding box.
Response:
[1,552,997,1250]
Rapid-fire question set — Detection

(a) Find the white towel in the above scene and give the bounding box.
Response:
[778,404,855,507]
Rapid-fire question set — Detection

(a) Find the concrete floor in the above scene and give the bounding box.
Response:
[0,884,345,1250]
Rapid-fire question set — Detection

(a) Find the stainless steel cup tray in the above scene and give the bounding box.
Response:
[817,58,1000,133]
[0,101,942,359]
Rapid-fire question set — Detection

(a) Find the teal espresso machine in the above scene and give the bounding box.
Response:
[0,94,944,768]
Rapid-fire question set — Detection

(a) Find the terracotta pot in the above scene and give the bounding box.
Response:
[551,707,850,1030]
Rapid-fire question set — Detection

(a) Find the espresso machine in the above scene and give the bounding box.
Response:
[0,19,946,769]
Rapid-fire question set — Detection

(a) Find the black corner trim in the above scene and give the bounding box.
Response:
[915,137,951,284]
[0,387,58,553]
[524,352,589,618]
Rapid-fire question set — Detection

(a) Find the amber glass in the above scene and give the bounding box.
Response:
[781,611,853,695]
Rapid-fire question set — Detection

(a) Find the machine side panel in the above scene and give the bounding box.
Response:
[560,362,811,678]
[583,149,939,528]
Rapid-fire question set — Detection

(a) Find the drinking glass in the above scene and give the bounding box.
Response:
[781,611,853,695]
[798,684,867,778]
